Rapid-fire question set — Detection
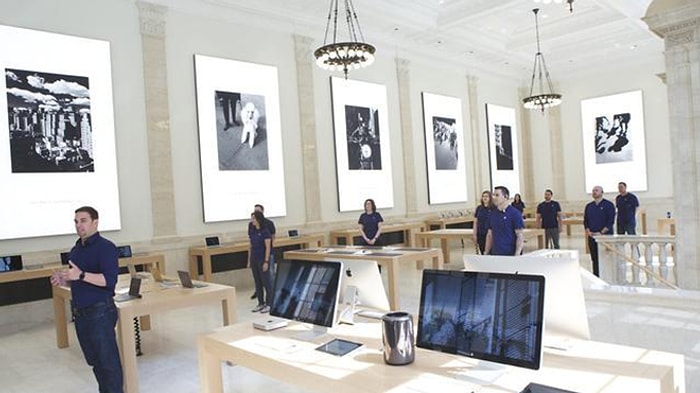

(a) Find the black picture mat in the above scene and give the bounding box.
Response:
[316,338,363,357]
[0,278,52,306]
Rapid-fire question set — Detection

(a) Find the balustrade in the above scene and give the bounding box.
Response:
[594,235,677,289]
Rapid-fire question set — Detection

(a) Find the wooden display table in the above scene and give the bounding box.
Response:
[188,233,325,282]
[284,246,442,310]
[199,320,684,393]
[0,253,166,285]
[415,229,545,263]
[329,221,425,247]
[657,218,676,236]
[53,275,236,393]
[424,216,474,230]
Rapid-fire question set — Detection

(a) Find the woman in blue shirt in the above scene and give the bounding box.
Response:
[249,211,272,313]
[358,198,383,246]
[473,191,493,254]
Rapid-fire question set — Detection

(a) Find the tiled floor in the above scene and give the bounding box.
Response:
[0,233,696,392]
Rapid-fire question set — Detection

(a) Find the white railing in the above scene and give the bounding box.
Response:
[595,235,677,289]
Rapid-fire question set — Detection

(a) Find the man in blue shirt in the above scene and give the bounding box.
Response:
[50,206,123,393]
[584,186,616,277]
[485,186,525,256]
[536,189,562,249]
[615,181,639,234]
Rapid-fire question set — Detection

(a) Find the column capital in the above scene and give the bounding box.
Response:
[137,1,167,38]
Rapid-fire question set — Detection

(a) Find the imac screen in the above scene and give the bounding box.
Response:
[417,269,545,370]
[0,255,23,272]
[270,260,342,328]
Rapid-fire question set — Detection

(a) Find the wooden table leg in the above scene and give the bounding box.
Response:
[538,234,544,249]
[566,224,572,236]
[199,336,224,393]
[118,309,139,393]
[53,286,69,349]
[441,238,450,264]
[189,253,199,279]
[384,259,400,310]
[139,316,151,331]
[203,255,213,282]
[221,290,237,326]
[433,251,444,270]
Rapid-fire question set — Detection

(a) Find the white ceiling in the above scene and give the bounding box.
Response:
[155,0,664,83]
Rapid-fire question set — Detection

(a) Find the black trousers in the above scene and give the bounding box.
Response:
[587,235,600,277]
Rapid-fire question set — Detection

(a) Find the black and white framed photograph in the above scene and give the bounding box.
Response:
[194,55,286,222]
[421,92,467,204]
[485,104,520,194]
[580,90,647,192]
[330,77,393,212]
[0,25,121,240]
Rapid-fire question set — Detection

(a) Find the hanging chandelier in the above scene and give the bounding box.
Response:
[314,0,376,79]
[522,8,562,113]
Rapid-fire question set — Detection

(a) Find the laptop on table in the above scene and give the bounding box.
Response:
[177,270,208,288]
[114,277,142,302]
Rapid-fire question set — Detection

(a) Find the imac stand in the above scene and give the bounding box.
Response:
[293,325,329,342]
[455,360,508,385]
[338,285,359,325]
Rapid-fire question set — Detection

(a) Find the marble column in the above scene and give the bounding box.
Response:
[644,1,700,289]
[518,87,536,202]
[293,35,322,224]
[467,75,485,197]
[136,1,178,239]
[548,106,566,200]
[396,58,417,215]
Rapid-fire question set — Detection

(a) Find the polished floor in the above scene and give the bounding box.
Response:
[0,233,696,392]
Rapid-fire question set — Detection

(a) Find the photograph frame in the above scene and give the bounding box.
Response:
[330,77,393,212]
[194,54,286,222]
[0,25,120,240]
[580,90,647,193]
[485,103,521,194]
[421,92,468,205]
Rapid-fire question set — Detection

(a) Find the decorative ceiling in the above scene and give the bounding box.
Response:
[153,0,664,82]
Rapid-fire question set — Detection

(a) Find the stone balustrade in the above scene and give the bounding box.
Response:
[595,235,677,289]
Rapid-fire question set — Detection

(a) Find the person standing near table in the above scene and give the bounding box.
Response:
[50,206,123,393]
[248,204,276,300]
[249,211,272,313]
[584,185,616,277]
[485,186,525,256]
[511,193,526,217]
[615,181,639,235]
[358,198,383,246]
[473,190,493,254]
[536,189,562,249]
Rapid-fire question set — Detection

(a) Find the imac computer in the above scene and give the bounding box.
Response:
[0,255,23,272]
[464,253,590,342]
[326,258,390,323]
[270,259,343,340]
[417,269,545,383]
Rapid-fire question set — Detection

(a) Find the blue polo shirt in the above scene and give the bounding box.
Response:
[474,205,492,236]
[615,193,639,225]
[249,217,276,248]
[584,199,616,233]
[537,200,561,229]
[487,205,525,256]
[249,227,271,263]
[358,212,384,239]
[69,232,119,309]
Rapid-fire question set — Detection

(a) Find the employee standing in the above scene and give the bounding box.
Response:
[50,206,123,393]
[536,189,562,249]
[248,204,276,300]
[584,185,616,277]
[473,190,493,254]
[249,211,272,313]
[485,186,525,256]
[615,181,639,234]
[358,198,383,246]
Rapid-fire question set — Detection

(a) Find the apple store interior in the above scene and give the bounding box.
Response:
[1,0,699,392]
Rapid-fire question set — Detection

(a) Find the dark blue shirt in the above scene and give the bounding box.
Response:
[248,218,276,248]
[615,193,639,225]
[474,205,492,235]
[358,212,384,239]
[249,227,271,263]
[487,205,525,256]
[537,200,561,229]
[69,232,119,309]
[584,199,616,234]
